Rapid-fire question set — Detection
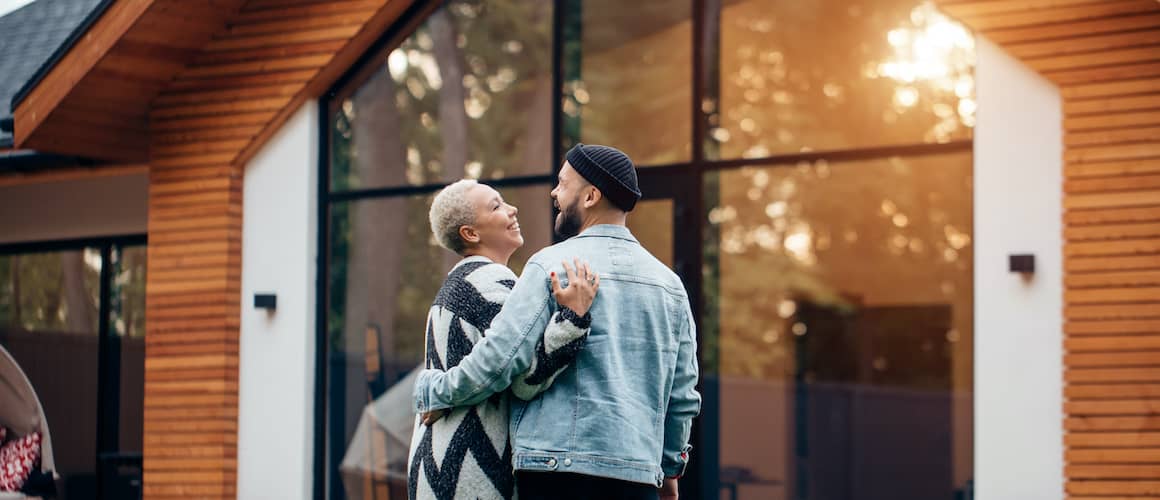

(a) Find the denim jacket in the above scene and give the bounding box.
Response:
[413,224,701,487]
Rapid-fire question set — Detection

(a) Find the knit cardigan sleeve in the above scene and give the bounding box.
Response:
[510,307,591,400]
[476,263,591,401]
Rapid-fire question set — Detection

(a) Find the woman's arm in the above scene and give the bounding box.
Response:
[420,260,598,424]
[511,259,597,399]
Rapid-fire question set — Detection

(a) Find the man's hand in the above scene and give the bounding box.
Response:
[551,258,599,316]
[659,477,679,500]
[421,409,447,426]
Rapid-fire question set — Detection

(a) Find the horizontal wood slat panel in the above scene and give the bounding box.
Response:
[1066,416,1160,431]
[1063,77,1160,99]
[202,25,361,52]
[984,13,1160,45]
[162,69,319,93]
[179,54,333,80]
[1066,110,1160,131]
[232,0,382,23]
[1067,431,1160,447]
[1028,45,1160,73]
[1066,480,1160,495]
[1066,335,1160,351]
[1065,144,1160,163]
[954,0,1157,31]
[1067,384,1160,400]
[191,40,346,66]
[1009,30,1160,60]
[152,83,304,107]
[144,354,236,371]
[151,98,289,120]
[940,0,1108,18]
[1067,319,1160,335]
[1065,191,1160,210]
[1065,238,1160,256]
[227,10,376,37]
[1066,94,1160,116]
[140,458,238,471]
[1066,287,1160,304]
[151,126,267,147]
[1066,269,1160,287]
[1049,61,1160,86]
[1066,355,1160,371]
[136,1,412,497]
[1066,367,1160,383]
[1067,400,1160,415]
[1065,206,1160,225]
[1067,127,1160,148]
[1065,222,1160,241]
[1066,303,1160,320]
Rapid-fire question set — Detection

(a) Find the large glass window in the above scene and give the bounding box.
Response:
[323,1,973,499]
[0,239,146,500]
[703,152,973,499]
[561,0,693,165]
[713,0,974,159]
[331,1,554,192]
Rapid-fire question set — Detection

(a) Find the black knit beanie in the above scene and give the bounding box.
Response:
[564,143,642,212]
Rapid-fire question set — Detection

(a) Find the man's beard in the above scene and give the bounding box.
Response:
[554,198,583,239]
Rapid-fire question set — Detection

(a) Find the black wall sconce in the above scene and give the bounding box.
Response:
[254,293,277,311]
[1009,254,1035,274]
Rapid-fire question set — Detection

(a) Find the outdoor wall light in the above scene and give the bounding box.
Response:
[1009,254,1035,274]
[254,293,277,311]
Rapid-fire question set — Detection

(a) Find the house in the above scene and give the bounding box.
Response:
[0,0,1157,499]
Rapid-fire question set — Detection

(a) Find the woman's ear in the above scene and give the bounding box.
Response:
[459,225,481,245]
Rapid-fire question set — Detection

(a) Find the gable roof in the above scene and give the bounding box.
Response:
[0,0,108,148]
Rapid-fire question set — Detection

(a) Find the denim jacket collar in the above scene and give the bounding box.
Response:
[572,224,638,244]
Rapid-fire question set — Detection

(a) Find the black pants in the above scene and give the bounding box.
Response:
[517,471,658,500]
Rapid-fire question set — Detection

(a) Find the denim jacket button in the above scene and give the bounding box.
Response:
[563,458,572,467]
[546,458,558,469]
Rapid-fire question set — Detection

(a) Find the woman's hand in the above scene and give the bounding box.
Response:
[550,258,599,316]
[421,409,446,426]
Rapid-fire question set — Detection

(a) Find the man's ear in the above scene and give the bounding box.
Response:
[583,186,602,209]
[459,225,481,245]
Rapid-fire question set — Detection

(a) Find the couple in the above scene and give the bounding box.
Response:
[407,144,701,500]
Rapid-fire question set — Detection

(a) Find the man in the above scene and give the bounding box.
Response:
[413,143,701,499]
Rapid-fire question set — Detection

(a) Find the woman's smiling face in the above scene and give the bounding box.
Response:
[465,184,523,256]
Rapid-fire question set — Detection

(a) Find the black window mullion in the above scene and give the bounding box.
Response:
[94,243,120,500]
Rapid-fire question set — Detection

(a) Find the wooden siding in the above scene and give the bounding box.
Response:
[141,0,412,498]
[938,1,1160,497]
[12,0,249,162]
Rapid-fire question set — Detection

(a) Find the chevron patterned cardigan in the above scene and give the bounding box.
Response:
[407,256,590,500]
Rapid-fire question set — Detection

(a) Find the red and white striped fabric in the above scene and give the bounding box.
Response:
[0,432,40,492]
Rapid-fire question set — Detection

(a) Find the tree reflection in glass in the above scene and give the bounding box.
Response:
[712,0,974,159]
[704,152,974,499]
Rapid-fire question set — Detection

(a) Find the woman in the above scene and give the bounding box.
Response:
[407,179,598,500]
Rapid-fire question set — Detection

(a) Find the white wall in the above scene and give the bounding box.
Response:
[237,101,318,500]
[973,36,1063,500]
[0,173,147,244]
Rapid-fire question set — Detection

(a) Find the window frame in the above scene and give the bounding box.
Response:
[314,1,973,499]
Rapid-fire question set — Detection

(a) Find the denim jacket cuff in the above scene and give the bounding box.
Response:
[661,444,693,478]
[413,369,440,413]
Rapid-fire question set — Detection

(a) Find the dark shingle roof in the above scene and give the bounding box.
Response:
[0,0,106,147]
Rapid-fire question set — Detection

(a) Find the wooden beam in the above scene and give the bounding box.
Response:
[12,0,155,148]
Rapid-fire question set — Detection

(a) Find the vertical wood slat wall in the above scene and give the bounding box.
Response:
[938,1,1160,497]
[142,0,410,497]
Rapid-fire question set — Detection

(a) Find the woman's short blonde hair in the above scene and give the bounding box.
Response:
[429,179,479,255]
